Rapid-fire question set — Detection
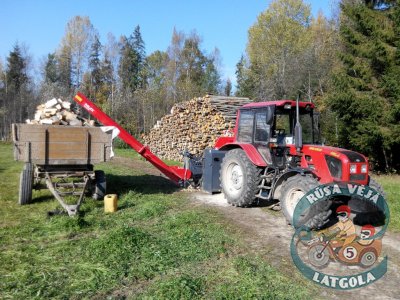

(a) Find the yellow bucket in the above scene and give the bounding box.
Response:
[104,194,118,213]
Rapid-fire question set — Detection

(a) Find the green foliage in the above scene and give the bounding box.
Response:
[224,78,232,96]
[245,0,312,100]
[118,25,147,93]
[44,53,59,84]
[1,43,36,139]
[6,43,28,92]
[324,1,400,172]
[235,55,254,98]
[239,0,338,103]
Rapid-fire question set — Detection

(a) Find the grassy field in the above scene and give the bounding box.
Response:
[0,142,313,299]
[373,175,400,231]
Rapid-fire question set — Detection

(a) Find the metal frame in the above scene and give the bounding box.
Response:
[35,165,94,216]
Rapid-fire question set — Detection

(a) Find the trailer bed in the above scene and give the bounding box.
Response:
[12,124,113,165]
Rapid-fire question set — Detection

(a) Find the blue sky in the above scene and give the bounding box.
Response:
[0,0,335,84]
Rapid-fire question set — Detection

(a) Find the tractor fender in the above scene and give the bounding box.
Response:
[272,168,318,200]
[218,143,267,167]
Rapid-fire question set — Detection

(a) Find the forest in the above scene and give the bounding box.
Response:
[0,0,399,173]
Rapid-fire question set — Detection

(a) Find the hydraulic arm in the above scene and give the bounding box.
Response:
[73,92,191,186]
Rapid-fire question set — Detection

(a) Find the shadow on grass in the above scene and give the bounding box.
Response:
[31,193,55,204]
[28,173,181,217]
[100,173,180,195]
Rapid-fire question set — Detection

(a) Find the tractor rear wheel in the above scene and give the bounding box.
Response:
[220,149,260,207]
[280,174,319,226]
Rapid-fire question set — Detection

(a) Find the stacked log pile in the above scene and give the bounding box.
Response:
[143,95,251,161]
[26,98,95,126]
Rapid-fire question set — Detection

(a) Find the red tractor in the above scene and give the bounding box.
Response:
[74,93,384,228]
[201,99,383,227]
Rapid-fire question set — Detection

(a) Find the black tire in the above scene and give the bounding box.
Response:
[350,176,386,227]
[19,163,33,205]
[280,174,319,226]
[220,149,261,207]
[92,170,106,200]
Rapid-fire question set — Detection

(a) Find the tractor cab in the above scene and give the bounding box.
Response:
[216,100,320,169]
[236,100,319,147]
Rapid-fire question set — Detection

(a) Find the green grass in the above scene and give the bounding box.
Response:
[0,142,312,299]
[373,175,400,231]
[114,147,183,166]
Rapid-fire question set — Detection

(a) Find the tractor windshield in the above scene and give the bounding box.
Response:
[274,106,320,145]
[236,104,321,145]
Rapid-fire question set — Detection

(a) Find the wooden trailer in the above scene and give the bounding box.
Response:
[12,123,113,216]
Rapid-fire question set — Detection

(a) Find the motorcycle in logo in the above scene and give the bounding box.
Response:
[290,183,389,290]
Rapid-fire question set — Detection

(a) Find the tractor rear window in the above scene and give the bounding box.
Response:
[254,112,270,143]
[237,110,253,143]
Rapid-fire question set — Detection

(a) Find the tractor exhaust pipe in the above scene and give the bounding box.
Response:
[295,96,303,152]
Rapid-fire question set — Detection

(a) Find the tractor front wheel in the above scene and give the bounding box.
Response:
[220,149,260,207]
[280,174,319,226]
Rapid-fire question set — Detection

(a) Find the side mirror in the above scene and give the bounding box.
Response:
[295,98,302,151]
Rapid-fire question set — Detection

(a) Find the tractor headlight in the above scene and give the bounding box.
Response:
[350,164,357,174]
[361,164,368,173]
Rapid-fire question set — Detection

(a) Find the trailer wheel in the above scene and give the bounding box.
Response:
[280,174,319,226]
[19,163,33,205]
[220,149,261,207]
[92,170,106,200]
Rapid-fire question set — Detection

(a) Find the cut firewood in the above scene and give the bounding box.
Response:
[27,98,94,127]
[143,95,251,161]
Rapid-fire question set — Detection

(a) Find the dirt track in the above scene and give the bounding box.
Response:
[112,156,400,299]
[190,192,400,300]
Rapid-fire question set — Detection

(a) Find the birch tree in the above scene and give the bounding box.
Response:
[60,16,95,88]
[247,0,312,99]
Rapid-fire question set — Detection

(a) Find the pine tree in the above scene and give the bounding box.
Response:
[235,55,254,98]
[7,44,28,93]
[325,1,400,171]
[225,78,232,96]
[87,34,102,101]
[44,53,59,84]
[5,44,34,131]
[119,25,146,93]
[202,56,221,95]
